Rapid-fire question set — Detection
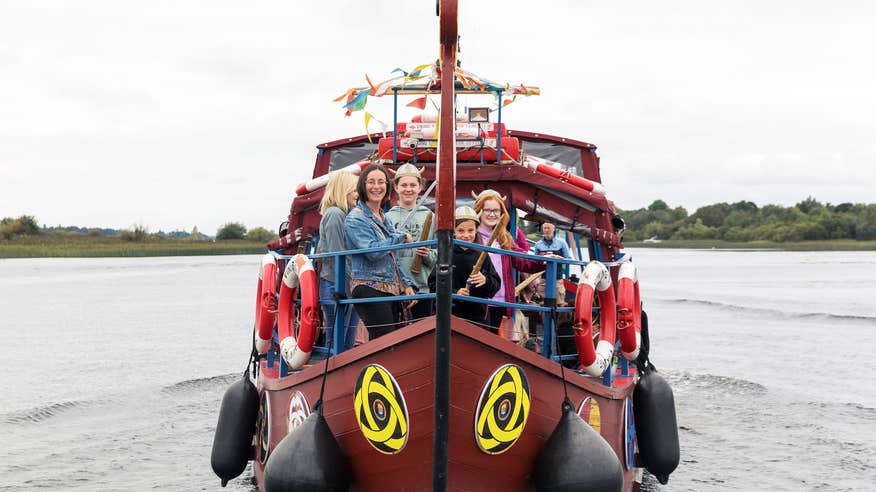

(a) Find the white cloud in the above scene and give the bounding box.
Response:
[1,1,874,233]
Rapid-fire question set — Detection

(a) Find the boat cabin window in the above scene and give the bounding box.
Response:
[519,140,582,176]
[328,143,378,171]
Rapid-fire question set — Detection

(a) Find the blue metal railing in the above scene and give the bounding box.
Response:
[269,238,629,383]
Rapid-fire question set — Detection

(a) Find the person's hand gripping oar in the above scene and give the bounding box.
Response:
[470,212,508,280]
[409,211,433,274]
[394,179,437,310]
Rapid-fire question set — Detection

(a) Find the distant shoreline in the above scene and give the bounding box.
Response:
[623,239,876,251]
[4,236,876,258]
[0,237,268,258]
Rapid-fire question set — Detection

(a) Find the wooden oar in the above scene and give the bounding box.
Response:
[471,214,508,276]
[514,271,543,296]
[410,211,433,274]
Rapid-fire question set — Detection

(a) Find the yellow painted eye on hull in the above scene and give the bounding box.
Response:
[354,364,410,454]
[474,364,531,455]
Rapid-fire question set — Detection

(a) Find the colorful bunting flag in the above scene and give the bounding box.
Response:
[372,77,398,97]
[365,112,373,143]
[406,96,427,110]
[343,90,369,117]
[335,63,538,118]
[364,112,388,143]
[332,88,354,103]
[401,63,432,86]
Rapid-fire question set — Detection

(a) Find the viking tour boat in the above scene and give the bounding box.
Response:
[211,2,679,490]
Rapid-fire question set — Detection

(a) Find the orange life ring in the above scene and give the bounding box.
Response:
[254,254,278,354]
[616,261,641,361]
[573,261,617,376]
[277,254,319,369]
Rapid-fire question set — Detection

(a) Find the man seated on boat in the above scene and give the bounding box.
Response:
[532,222,570,304]
[428,206,500,327]
[386,164,436,321]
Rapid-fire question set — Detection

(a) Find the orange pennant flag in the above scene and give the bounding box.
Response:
[333,88,353,103]
[406,96,427,110]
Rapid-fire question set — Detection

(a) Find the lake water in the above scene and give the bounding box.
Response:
[0,250,874,491]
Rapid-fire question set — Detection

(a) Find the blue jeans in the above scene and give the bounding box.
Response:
[320,278,360,351]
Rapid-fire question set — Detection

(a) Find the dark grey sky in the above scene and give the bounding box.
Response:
[2,1,873,234]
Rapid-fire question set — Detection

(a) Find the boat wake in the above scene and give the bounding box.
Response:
[1,399,106,425]
[160,372,239,395]
[668,371,876,490]
[789,399,876,420]
[3,373,239,426]
[665,370,876,414]
[658,297,876,324]
[664,370,768,395]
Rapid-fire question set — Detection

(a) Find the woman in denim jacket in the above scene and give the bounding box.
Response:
[344,163,417,340]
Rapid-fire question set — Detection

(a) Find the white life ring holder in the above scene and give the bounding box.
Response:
[277,254,319,369]
[573,261,617,377]
[254,253,278,355]
[616,261,642,361]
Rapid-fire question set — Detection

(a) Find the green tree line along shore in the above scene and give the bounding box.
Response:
[3,197,876,258]
[0,218,275,258]
[619,197,876,243]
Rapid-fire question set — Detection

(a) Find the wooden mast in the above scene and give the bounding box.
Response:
[433,0,457,490]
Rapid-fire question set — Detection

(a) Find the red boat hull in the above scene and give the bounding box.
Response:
[252,316,640,491]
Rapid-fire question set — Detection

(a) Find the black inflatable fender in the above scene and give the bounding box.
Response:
[533,399,623,492]
[211,372,260,486]
[633,368,680,484]
[263,407,351,492]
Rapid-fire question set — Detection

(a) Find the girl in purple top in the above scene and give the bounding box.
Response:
[472,190,545,337]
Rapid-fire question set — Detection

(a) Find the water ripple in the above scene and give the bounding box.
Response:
[658,297,876,324]
[665,370,768,395]
[1,399,105,425]
[160,372,240,395]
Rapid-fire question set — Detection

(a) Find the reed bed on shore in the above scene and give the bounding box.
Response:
[0,236,268,258]
[5,236,875,258]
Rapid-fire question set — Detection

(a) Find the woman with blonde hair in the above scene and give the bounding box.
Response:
[472,189,545,334]
[318,171,361,350]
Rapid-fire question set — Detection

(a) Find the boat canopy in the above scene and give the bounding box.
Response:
[269,64,625,261]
